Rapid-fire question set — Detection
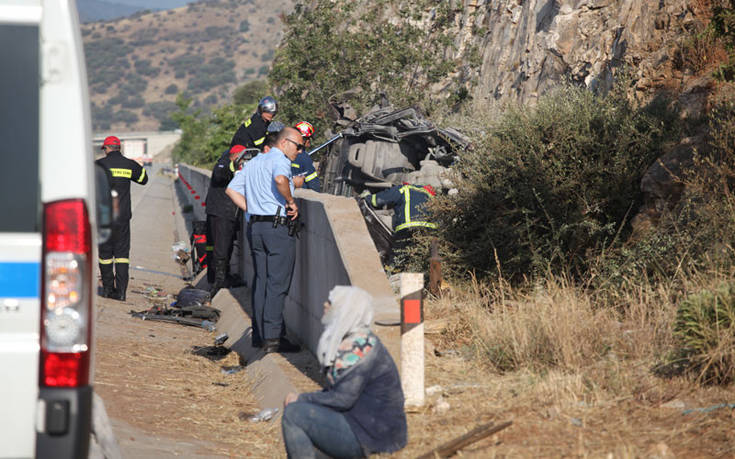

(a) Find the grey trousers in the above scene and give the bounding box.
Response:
[250,221,296,341]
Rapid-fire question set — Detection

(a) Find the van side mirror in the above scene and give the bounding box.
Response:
[95,164,117,243]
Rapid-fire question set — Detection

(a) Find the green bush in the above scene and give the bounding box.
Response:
[233,80,268,105]
[671,281,735,384]
[422,83,679,282]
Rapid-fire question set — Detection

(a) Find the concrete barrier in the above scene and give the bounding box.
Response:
[175,163,399,357]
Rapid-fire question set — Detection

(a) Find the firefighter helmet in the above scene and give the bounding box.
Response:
[257,96,278,115]
[294,121,315,138]
[267,120,285,134]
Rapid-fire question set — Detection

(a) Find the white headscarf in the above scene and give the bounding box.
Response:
[316,286,374,368]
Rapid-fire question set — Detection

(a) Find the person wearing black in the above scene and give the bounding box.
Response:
[95,135,148,301]
[205,144,246,296]
[229,96,278,149]
[365,183,437,269]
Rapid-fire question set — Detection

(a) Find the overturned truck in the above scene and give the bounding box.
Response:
[315,105,470,264]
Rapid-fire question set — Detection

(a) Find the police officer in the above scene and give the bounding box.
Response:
[205,144,246,296]
[225,127,303,353]
[365,183,437,268]
[96,135,149,301]
[291,121,321,192]
[229,96,277,149]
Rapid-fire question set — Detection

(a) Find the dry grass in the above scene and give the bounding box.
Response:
[411,270,735,456]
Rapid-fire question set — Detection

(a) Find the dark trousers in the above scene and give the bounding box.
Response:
[98,220,131,296]
[250,221,296,342]
[206,214,237,283]
[282,402,364,459]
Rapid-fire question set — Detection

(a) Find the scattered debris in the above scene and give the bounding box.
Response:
[661,399,686,410]
[417,420,513,458]
[191,345,231,361]
[130,286,220,330]
[432,396,450,415]
[426,385,443,396]
[214,333,229,346]
[212,382,230,387]
[249,407,279,422]
[221,365,244,375]
[171,241,190,265]
[682,403,735,415]
[570,417,583,427]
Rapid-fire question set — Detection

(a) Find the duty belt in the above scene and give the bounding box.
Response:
[251,215,289,225]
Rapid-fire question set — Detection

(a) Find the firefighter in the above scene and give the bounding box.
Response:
[365,183,437,269]
[291,121,321,192]
[205,144,246,296]
[229,96,277,149]
[96,135,148,301]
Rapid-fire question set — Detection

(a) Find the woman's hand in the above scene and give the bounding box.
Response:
[284,392,299,406]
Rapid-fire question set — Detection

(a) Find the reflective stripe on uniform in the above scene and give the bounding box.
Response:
[305,171,318,182]
[99,258,113,265]
[401,185,412,227]
[110,168,132,178]
[291,163,300,168]
[395,221,438,232]
[137,167,146,183]
[114,258,130,264]
[229,161,235,172]
[254,136,265,146]
[244,119,252,127]
[205,245,214,251]
[372,194,378,207]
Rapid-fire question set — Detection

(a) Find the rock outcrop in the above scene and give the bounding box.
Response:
[448,0,713,116]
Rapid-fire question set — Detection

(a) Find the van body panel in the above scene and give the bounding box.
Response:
[40,0,95,209]
[0,1,95,457]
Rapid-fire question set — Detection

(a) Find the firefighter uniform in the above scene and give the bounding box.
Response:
[367,184,437,267]
[229,112,269,150]
[205,147,241,294]
[95,139,148,301]
[291,151,320,192]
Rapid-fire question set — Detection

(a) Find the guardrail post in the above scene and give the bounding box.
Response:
[400,272,424,407]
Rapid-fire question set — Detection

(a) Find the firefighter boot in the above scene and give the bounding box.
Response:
[99,262,116,298]
[210,258,228,297]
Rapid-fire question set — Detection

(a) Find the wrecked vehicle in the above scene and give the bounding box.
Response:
[316,103,469,264]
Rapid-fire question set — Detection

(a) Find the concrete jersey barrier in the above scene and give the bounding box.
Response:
[176,163,399,358]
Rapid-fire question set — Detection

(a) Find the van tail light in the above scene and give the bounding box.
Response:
[40,199,92,388]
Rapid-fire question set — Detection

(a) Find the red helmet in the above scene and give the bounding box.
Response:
[294,121,314,139]
[101,135,121,148]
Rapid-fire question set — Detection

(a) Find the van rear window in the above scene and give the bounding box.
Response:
[0,25,40,232]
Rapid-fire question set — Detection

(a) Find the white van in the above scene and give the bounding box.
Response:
[0,1,109,457]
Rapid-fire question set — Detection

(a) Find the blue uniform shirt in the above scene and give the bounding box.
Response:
[291,151,320,192]
[227,148,293,217]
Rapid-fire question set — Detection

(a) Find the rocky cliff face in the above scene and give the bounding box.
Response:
[448,0,712,114]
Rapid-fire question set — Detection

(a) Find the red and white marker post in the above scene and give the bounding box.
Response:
[400,273,424,407]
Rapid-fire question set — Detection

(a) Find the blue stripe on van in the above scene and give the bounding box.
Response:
[0,262,40,298]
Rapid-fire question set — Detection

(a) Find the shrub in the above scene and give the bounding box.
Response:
[165,83,178,95]
[239,19,250,33]
[422,82,680,282]
[670,281,735,384]
[233,80,268,105]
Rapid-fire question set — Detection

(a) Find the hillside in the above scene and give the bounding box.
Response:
[82,0,294,132]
